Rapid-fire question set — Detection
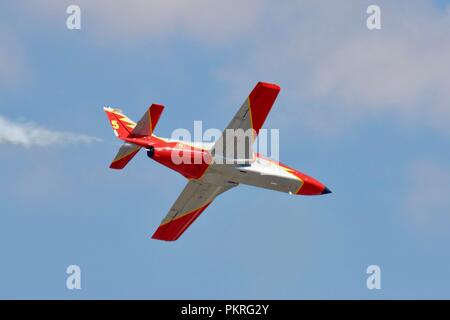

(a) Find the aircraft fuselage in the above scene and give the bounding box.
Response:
[125,134,329,196]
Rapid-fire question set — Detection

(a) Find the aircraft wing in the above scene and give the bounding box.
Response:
[211,82,280,164]
[152,179,235,241]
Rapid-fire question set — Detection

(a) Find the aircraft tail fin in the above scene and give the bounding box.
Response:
[104,107,136,140]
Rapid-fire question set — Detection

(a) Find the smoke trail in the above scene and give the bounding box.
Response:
[0,115,102,147]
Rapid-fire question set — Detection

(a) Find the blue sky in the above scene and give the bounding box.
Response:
[0,0,450,299]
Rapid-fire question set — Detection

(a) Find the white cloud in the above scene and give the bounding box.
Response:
[22,0,268,46]
[0,115,101,148]
[215,1,450,135]
[404,160,450,229]
[17,0,450,134]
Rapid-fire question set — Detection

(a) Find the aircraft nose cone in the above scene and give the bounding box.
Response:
[321,186,332,195]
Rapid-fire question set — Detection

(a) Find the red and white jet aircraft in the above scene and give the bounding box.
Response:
[104,82,331,241]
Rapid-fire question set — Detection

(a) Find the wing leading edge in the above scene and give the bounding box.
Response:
[152,179,235,241]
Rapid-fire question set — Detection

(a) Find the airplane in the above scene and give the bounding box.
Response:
[104,82,331,241]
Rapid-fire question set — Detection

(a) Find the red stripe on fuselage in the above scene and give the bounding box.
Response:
[125,135,211,180]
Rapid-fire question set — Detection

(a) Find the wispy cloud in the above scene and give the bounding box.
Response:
[0,115,101,148]
[215,1,450,135]
[16,0,450,135]
[20,0,267,46]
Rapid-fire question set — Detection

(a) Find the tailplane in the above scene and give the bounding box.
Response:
[104,104,165,170]
[131,104,164,136]
[110,143,141,169]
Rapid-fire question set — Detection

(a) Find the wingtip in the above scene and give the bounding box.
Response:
[257,81,281,91]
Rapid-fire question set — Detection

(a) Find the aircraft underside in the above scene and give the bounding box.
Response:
[104,82,331,241]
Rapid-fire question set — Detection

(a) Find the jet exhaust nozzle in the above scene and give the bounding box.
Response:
[147,146,155,158]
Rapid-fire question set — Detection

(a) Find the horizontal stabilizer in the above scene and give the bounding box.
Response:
[131,104,164,137]
[110,143,141,169]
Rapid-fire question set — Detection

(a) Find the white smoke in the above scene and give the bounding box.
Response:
[0,115,101,147]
